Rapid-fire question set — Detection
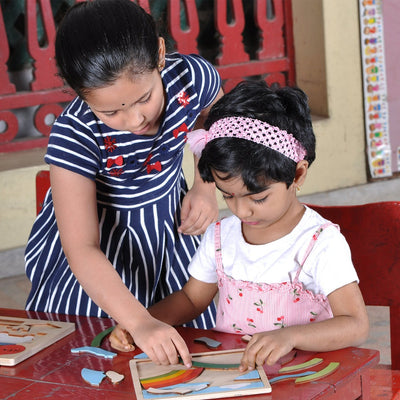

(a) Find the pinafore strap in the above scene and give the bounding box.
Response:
[293,222,339,282]
[214,221,223,272]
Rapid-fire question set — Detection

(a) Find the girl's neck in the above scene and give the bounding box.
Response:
[241,201,306,245]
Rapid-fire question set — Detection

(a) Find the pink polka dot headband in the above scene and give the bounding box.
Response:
[188,116,307,163]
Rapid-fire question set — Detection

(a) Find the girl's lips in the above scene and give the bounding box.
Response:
[242,220,259,225]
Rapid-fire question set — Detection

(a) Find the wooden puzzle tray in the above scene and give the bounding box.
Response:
[0,315,75,366]
[130,348,271,400]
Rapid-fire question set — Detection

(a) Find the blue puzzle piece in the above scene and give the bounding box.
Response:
[81,368,106,386]
[71,346,116,359]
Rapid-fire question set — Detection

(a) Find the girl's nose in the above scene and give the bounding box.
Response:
[233,199,252,220]
[126,108,145,131]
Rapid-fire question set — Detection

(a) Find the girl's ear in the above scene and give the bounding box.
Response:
[158,37,166,71]
[293,160,309,190]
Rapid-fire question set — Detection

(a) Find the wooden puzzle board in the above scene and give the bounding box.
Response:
[0,316,75,366]
[130,348,271,400]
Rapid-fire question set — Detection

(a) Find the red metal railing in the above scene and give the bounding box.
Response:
[0,0,294,153]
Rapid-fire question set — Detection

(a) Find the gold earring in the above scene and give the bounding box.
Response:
[296,186,301,192]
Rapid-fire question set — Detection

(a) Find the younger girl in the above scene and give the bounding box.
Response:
[111,80,369,370]
[25,0,222,367]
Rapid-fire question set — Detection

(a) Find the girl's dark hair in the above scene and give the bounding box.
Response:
[55,0,159,98]
[198,80,315,190]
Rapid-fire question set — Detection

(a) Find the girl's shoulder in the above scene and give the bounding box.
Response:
[300,205,338,232]
[162,52,221,111]
[59,97,91,120]
[164,52,215,71]
[50,97,101,146]
[211,215,242,240]
[298,206,350,253]
[163,52,220,87]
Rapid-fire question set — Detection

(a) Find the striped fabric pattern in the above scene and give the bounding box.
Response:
[25,53,220,328]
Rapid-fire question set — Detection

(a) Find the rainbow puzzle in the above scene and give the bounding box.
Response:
[130,348,271,400]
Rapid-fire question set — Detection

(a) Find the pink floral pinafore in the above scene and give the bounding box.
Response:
[214,221,334,334]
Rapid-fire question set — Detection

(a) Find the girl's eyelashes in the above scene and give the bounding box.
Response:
[221,194,268,204]
[102,111,117,117]
[222,194,233,201]
[253,196,268,204]
[139,94,151,104]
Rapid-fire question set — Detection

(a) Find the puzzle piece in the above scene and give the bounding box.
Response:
[81,368,106,386]
[269,371,316,384]
[146,383,209,395]
[106,370,124,384]
[0,333,33,344]
[90,326,115,347]
[241,334,252,342]
[234,370,260,381]
[0,344,25,355]
[194,336,221,348]
[295,362,340,384]
[71,346,117,359]
[134,352,149,359]
[140,367,204,390]
[279,357,323,373]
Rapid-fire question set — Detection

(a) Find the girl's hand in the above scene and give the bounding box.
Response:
[239,283,369,372]
[179,181,218,235]
[239,329,295,371]
[128,316,192,367]
[109,324,135,352]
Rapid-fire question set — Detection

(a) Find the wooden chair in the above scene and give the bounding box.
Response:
[35,170,50,214]
[308,202,400,369]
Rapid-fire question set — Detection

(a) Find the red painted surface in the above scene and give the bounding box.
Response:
[369,368,400,399]
[0,0,295,153]
[0,308,378,400]
[308,202,400,370]
[35,170,50,214]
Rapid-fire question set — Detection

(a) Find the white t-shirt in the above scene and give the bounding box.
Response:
[188,206,359,297]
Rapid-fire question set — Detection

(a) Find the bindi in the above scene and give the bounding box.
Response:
[121,103,125,106]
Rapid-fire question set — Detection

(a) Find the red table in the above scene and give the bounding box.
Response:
[0,308,379,399]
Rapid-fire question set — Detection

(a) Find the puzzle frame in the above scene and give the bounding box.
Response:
[130,348,271,400]
[0,316,75,366]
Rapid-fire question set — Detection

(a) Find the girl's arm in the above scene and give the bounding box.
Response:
[179,88,224,235]
[149,277,218,324]
[50,165,192,367]
[110,277,218,351]
[239,282,369,371]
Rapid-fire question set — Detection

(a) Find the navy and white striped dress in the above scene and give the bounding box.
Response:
[25,53,220,328]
